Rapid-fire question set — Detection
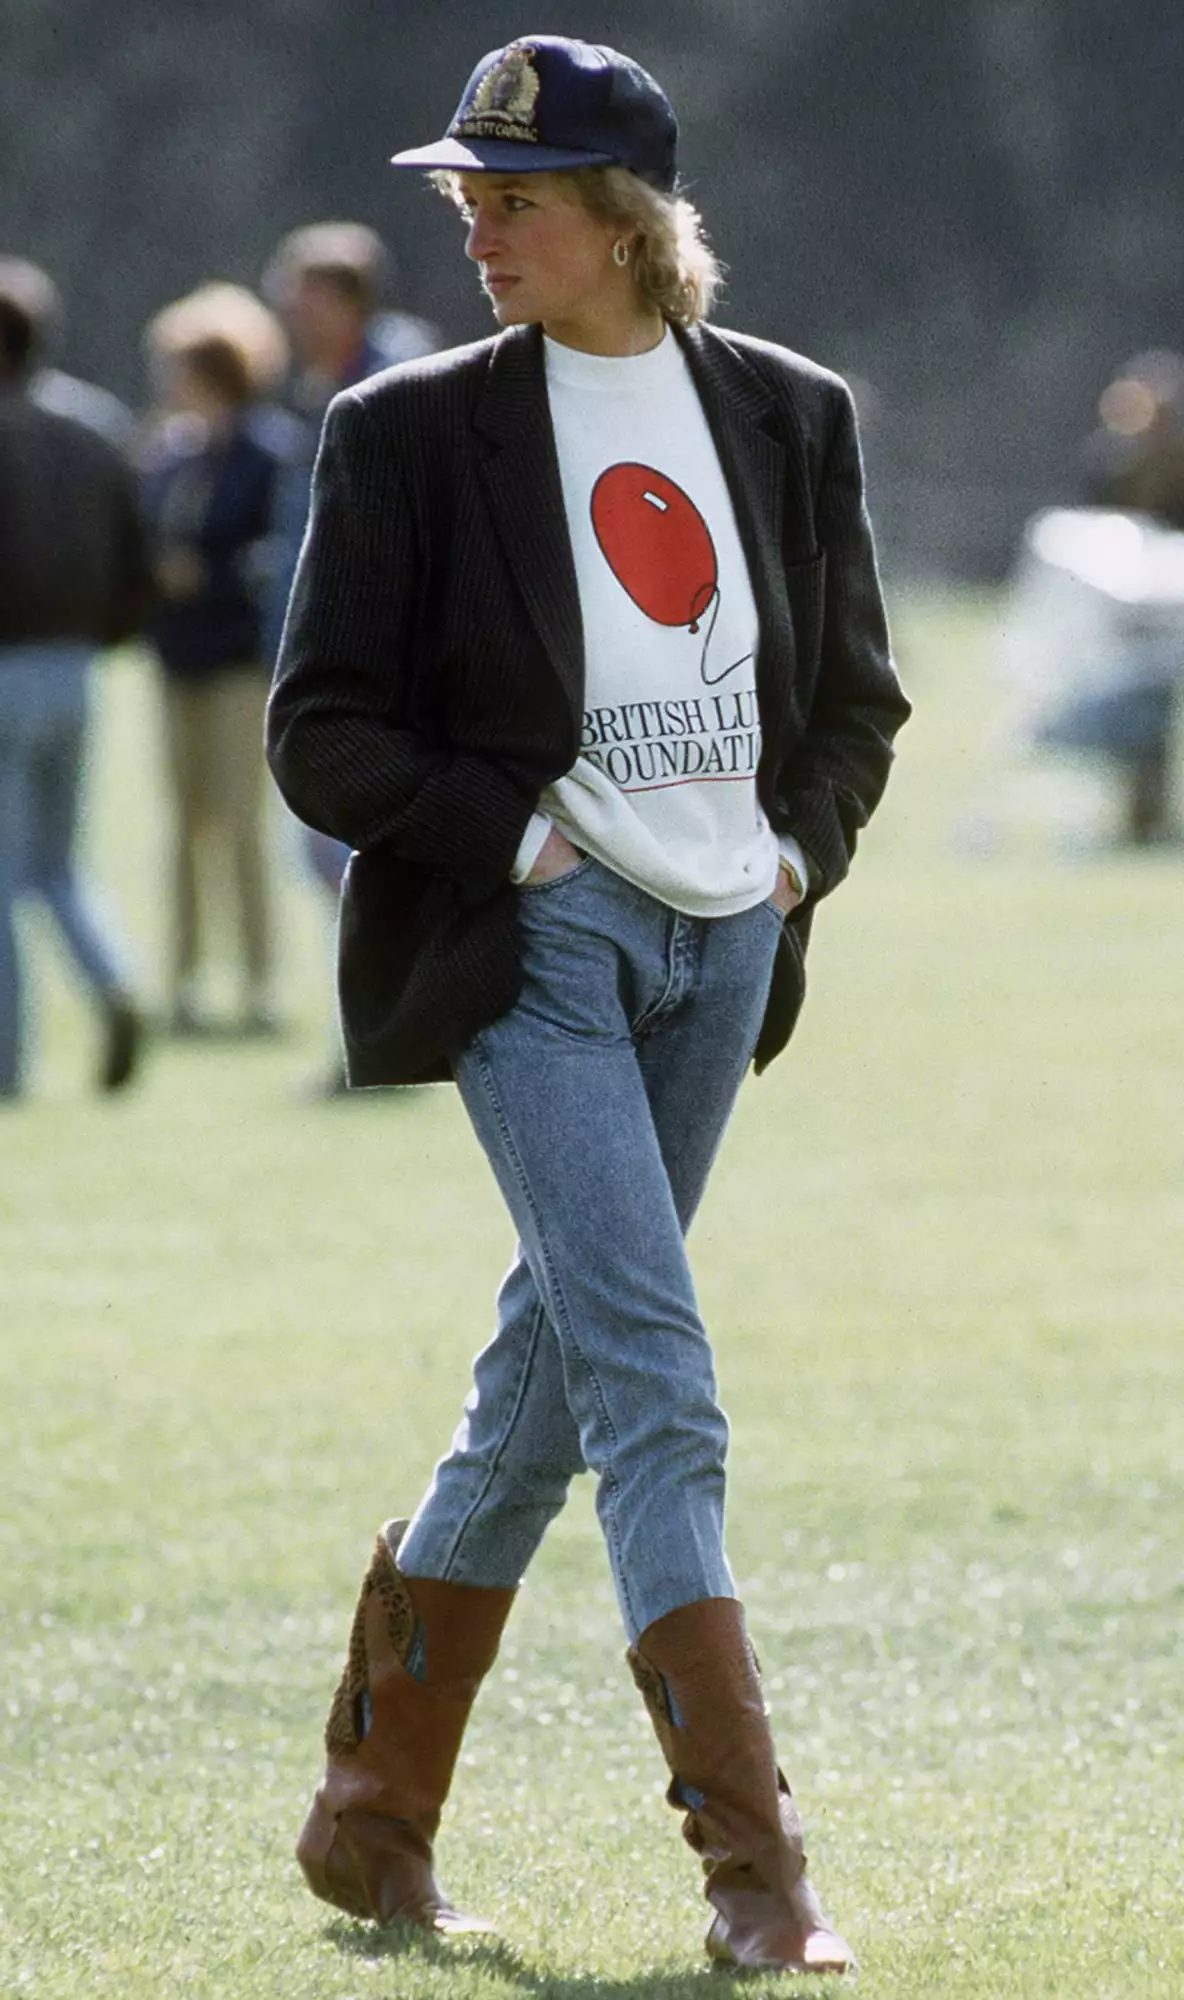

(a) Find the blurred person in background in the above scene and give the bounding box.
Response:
[0,256,136,452]
[1085,350,1184,530]
[141,284,297,1038]
[269,35,907,1973]
[262,223,440,1093]
[1075,349,1184,843]
[0,260,151,1101]
[262,221,440,666]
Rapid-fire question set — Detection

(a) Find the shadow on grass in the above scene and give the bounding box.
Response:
[325,1917,846,1996]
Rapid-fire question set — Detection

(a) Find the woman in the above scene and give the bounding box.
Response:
[268,35,909,1974]
[142,285,294,1036]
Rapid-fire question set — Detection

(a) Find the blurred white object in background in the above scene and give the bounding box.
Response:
[957,510,1184,856]
[1000,508,1184,736]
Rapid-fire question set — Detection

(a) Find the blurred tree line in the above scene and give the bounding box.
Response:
[4,0,1181,576]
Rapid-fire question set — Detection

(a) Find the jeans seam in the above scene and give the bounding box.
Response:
[468,1037,636,1632]
[631,908,685,1039]
[516,856,595,897]
[443,1293,549,1579]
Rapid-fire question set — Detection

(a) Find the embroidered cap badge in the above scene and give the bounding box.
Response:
[455,44,542,144]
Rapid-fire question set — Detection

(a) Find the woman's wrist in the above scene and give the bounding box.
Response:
[777,855,804,903]
[523,826,584,885]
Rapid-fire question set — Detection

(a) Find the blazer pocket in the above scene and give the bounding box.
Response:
[784,551,826,719]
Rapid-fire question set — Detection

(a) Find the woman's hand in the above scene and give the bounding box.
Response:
[156,547,205,601]
[771,857,805,915]
[524,828,584,885]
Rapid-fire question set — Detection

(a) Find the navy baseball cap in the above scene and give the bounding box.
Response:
[390,36,678,193]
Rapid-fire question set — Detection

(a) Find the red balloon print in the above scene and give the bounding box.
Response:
[591,463,718,633]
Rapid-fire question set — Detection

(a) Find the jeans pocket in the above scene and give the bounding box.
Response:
[517,855,595,898]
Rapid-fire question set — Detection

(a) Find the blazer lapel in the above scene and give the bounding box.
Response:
[676,321,802,735]
[474,324,585,715]
[676,321,786,569]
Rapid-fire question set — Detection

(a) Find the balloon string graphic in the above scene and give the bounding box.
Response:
[696,586,753,687]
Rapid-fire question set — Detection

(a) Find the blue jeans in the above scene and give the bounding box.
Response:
[0,645,131,1095]
[398,859,785,1642]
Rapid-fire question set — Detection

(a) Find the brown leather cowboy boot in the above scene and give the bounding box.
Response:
[296,1520,514,1932]
[628,1595,855,1974]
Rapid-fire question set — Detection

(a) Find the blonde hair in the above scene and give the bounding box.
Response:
[568,166,723,327]
[432,166,723,327]
[145,282,288,399]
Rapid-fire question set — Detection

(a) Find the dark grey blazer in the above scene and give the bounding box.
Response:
[266,319,909,1085]
[0,391,152,649]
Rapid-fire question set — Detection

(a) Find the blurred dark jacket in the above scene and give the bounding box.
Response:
[32,367,136,451]
[141,405,298,679]
[0,385,152,649]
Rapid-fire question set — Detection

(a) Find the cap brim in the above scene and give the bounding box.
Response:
[390,136,616,175]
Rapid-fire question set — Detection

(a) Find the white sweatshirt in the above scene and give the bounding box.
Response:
[510,329,808,913]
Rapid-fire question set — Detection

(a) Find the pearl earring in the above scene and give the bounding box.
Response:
[612,238,630,267]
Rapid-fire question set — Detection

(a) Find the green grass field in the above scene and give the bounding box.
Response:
[2,595,1181,1998]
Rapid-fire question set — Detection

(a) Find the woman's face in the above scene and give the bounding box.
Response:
[457,172,643,353]
[163,357,232,424]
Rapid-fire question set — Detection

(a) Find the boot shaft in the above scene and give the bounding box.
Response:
[321,1525,515,1820]
[628,1594,801,1876]
[297,1523,514,1932]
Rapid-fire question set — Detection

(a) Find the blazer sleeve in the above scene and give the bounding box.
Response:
[776,382,910,900]
[266,387,536,893]
[103,455,156,647]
